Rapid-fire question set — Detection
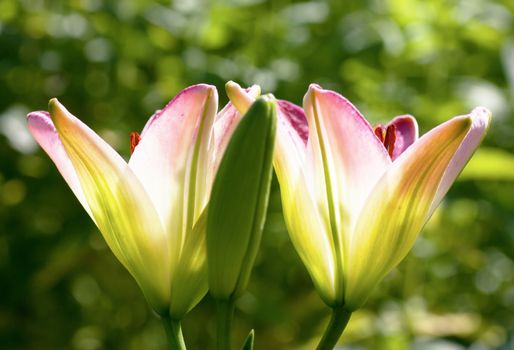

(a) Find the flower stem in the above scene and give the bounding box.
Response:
[316,307,352,350]
[162,315,186,350]
[216,298,235,350]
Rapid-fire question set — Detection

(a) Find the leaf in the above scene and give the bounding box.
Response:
[240,329,255,350]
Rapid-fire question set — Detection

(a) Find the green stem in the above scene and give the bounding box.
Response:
[216,298,235,350]
[316,307,352,350]
[162,315,186,350]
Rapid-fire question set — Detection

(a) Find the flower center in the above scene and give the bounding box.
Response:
[374,124,396,158]
[130,132,141,154]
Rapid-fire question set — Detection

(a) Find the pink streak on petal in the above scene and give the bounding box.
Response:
[305,85,391,227]
[386,115,418,160]
[277,100,308,145]
[345,115,473,309]
[27,111,93,219]
[139,84,213,138]
[47,99,171,310]
[273,99,308,184]
[128,84,217,230]
[307,84,391,162]
[429,106,491,215]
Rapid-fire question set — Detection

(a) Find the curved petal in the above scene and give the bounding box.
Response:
[429,107,491,215]
[49,99,170,312]
[387,115,419,160]
[301,85,391,301]
[282,178,339,305]
[27,111,92,219]
[169,210,208,318]
[273,100,308,181]
[277,100,309,144]
[304,86,391,229]
[345,115,475,310]
[128,85,218,276]
[273,101,340,303]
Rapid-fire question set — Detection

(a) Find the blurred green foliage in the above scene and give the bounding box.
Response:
[1,0,513,349]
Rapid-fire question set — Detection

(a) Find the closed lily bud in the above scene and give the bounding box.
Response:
[207,95,277,300]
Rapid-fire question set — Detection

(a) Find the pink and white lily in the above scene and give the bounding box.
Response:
[27,84,260,317]
[227,82,490,311]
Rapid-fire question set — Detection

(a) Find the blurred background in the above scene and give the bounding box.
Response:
[1,0,513,349]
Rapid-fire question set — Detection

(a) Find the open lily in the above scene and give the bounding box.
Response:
[226,82,491,349]
[27,84,261,348]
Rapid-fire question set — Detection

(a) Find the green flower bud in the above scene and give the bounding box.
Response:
[207,95,277,300]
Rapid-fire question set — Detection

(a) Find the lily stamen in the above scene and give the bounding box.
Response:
[384,124,396,158]
[374,125,385,143]
[130,131,141,154]
[374,124,397,159]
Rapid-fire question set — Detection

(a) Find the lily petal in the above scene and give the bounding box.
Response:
[169,210,208,318]
[387,115,419,160]
[128,85,218,278]
[275,100,340,304]
[303,86,391,229]
[272,100,344,304]
[273,100,308,181]
[27,111,92,219]
[429,107,491,215]
[300,85,391,302]
[345,115,474,310]
[282,178,339,305]
[49,99,170,312]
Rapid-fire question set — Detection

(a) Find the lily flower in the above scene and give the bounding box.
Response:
[227,82,490,348]
[26,84,260,321]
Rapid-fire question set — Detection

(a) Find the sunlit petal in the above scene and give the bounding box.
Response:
[169,210,208,318]
[49,99,170,312]
[128,85,217,279]
[301,85,391,301]
[27,111,92,219]
[283,180,339,305]
[345,116,473,310]
[429,107,491,215]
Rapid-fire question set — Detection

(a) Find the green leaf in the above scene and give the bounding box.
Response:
[207,96,277,300]
[241,329,255,350]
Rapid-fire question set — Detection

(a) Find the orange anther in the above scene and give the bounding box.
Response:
[384,124,396,158]
[374,125,385,143]
[130,132,141,154]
